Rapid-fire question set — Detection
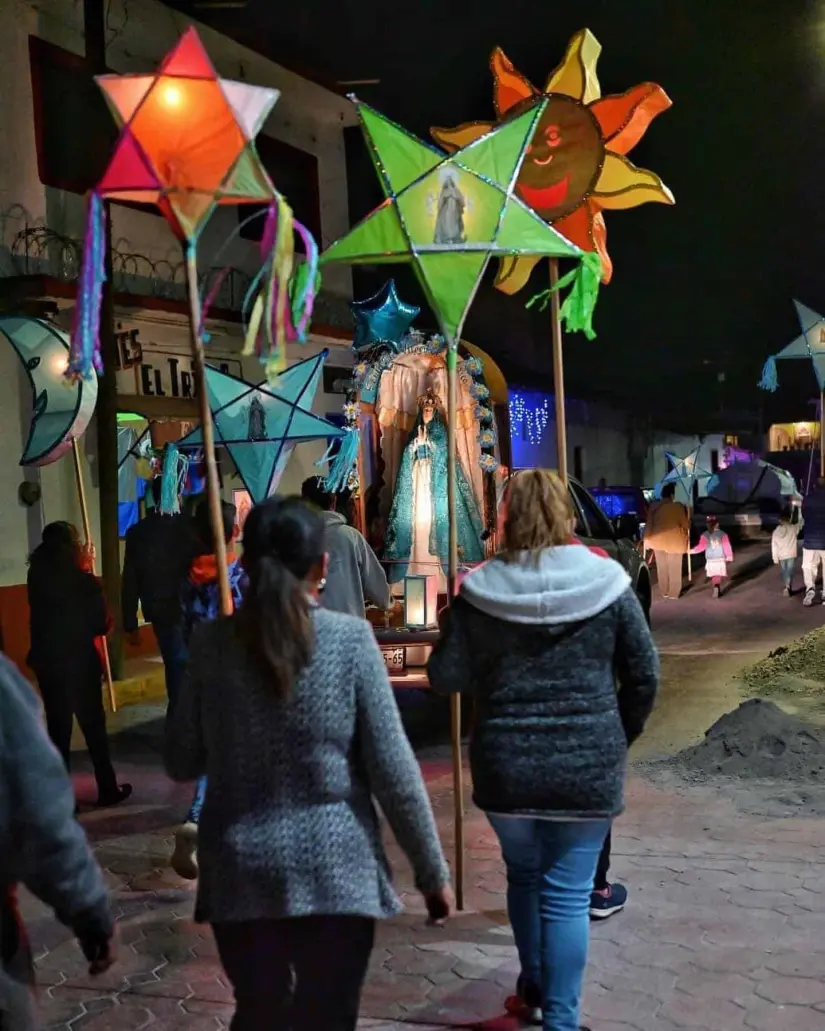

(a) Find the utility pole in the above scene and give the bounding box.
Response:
[84,0,123,678]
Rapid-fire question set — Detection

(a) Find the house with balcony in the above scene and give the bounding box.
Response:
[0,0,359,667]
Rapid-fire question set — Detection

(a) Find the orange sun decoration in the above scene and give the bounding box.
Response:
[431,29,674,290]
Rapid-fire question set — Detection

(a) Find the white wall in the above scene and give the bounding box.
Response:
[0,0,355,296]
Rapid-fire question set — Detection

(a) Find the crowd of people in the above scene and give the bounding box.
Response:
[1,469,661,1031]
[643,478,825,602]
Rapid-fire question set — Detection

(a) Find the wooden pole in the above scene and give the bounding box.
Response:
[183,245,233,617]
[446,342,465,911]
[72,439,117,712]
[85,0,123,679]
[549,258,568,482]
[686,505,692,583]
[820,390,824,480]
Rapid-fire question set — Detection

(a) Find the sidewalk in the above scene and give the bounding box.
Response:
[19,740,825,1031]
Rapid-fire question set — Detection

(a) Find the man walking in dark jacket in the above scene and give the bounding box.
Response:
[802,478,825,606]
[0,653,115,1028]
[122,479,195,708]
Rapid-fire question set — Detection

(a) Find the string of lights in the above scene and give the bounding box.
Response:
[509,391,553,446]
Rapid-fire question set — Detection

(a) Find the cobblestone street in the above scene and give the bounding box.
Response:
[20,736,825,1031]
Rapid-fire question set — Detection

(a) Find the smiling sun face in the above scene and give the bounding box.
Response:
[431,29,674,290]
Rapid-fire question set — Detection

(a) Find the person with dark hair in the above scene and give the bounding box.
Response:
[643,481,690,600]
[301,477,391,618]
[428,470,658,1031]
[122,477,195,709]
[164,496,451,1030]
[0,652,116,1028]
[27,522,131,808]
[170,499,246,881]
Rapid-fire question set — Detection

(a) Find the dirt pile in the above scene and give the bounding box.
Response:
[741,626,825,690]
[673,698,825,781]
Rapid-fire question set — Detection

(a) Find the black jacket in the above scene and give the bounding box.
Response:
[122,512,196,631]
[427,546,659,819]
[802,488,825,551]
[27,555,107,671]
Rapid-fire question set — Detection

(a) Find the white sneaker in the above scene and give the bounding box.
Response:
[804,591,815,607]
[171,822,199,880]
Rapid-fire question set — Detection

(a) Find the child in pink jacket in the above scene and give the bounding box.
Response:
[690,515,734,599]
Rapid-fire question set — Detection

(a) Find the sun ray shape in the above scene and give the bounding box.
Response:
[431,28,673,288]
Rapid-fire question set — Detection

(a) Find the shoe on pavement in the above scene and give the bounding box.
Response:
[804,590,815,607]
[712,585,720,599]
[590,882,628,919]
[171,821,199,880]
[783,586,791,597]
[95,783,133,808]
[504,976,542,1025]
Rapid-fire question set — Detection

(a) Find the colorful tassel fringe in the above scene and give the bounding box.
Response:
[317,428,360,494]
[758,355,779,392]
[159,443,189,515]
[242,194,320,384]
[526,252,602,341]
[68,191,106,380]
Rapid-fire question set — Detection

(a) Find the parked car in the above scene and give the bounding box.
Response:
[589,485,649,539]
[571,478,652,622]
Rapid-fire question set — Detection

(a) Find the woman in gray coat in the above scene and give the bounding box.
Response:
[165,496,451,1031]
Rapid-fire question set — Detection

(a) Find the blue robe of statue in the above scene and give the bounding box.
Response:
[384,408,484,583]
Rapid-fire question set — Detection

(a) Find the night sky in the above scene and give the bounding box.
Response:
[175,0,825,429]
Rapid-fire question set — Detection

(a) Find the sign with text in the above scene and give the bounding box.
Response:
[114,324,242,400]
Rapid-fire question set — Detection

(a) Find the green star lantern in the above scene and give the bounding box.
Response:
[321,97,600,913]
[321,97,596,346]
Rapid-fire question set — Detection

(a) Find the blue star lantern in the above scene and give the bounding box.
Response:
[178,350,345,503]
[350,280,419,354]
[759,300,825,393]
[662,446,712,496]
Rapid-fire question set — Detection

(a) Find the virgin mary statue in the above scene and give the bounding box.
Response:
[384,389,484,584]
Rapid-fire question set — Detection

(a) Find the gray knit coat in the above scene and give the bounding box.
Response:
[164,607,449,924]
[427,546,660,819]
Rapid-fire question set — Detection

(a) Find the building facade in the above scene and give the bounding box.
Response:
[0,0,358,667]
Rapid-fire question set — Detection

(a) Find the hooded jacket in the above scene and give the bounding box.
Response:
[427,545,659,819]
[0,654,112,1016]
[320,511,391,619]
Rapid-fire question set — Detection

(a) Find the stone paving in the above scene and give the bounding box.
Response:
[17,736,825,1031]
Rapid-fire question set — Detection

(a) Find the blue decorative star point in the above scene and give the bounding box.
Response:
[350,280,419,354]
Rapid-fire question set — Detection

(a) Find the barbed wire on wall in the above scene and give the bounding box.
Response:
[8,224,252,313]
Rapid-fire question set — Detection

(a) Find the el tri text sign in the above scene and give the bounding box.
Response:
[114,323,241,400]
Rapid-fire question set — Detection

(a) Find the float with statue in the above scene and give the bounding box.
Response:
[324,281,510,631]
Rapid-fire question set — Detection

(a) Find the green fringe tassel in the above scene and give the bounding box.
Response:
[526,252,602,340]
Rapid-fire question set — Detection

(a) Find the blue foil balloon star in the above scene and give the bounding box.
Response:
[350,280,419,354]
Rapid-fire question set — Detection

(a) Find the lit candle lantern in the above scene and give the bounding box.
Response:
[404,574,437,629]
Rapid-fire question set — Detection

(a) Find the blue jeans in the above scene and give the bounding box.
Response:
[779,558,796,588]
[152,620,188,712]
[186,776,207,824]
[488,815,610,1031]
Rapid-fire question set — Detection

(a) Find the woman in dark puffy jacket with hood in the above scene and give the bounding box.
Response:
[428,469,659,1031]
